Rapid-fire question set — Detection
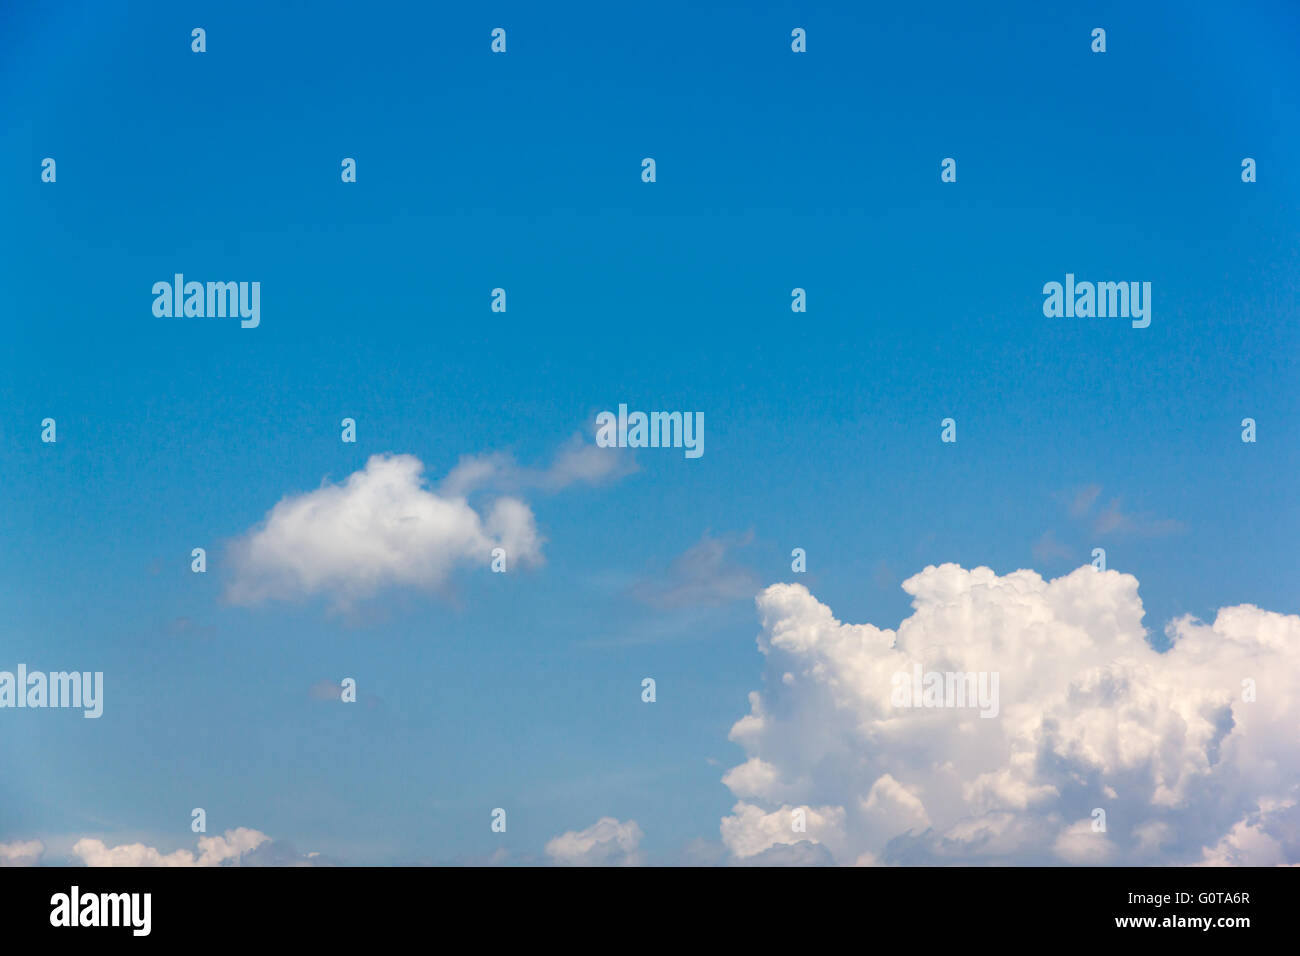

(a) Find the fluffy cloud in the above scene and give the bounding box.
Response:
[0,840,43,866]
[721,564,1300,865]
[1196,798,1300,866]
[720,803,845,859]
[545,817,644,866]
[73,828,270,867]
[226,454,542,606]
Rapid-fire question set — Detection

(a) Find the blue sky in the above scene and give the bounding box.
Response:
[1,0,1298,866]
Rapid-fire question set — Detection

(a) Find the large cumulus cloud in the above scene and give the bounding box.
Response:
[721,564,1300,865]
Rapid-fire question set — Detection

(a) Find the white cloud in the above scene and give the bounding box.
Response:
[0,839,43,866]
[1052,819,1115,864]
[545,817,644,866]
[1196,797,1299,866]
[720,802,845,860]
[225,454,542,606]
[1197,817,1286,866]
[73,828,269,867]
[734,841,836,866]
[721,564,1300,865]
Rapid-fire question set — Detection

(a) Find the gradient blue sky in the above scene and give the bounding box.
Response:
[1,0,1298,864]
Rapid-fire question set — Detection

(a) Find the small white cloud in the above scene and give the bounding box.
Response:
[545,817,644,866]
[225,454,542,606]
[1052,819,1115,864]
[0,839,43,867]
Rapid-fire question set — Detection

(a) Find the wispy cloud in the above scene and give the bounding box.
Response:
[440,433,636,497]
[1068,484,1101,518]
[1092,497,1184,537]
[1057,484,1182,538]
[1031,529,1073,564]
[630,531,759,610]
